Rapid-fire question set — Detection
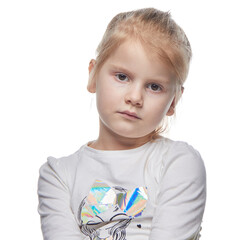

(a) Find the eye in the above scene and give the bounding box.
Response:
[115,73,129,82]
[148,83,162,92]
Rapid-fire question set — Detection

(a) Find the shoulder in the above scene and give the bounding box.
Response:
[41,147,81,170]
[155,137,206,183]
[38,145,85,185]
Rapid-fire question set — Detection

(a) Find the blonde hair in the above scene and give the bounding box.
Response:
[88,8,192,141]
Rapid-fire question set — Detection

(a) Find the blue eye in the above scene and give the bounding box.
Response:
[115,73,129,81]
[148,83,162,92]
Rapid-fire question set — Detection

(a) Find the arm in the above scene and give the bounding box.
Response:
[37,157,84,240]
[149,142,206,240]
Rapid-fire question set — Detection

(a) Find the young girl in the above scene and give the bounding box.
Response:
[38,8,206,240]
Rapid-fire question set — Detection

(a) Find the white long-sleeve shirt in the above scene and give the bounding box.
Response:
[37,136,206,240]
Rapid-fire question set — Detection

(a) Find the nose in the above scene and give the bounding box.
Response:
[125,85,143,107]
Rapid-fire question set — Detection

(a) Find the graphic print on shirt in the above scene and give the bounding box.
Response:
[78,180,148,240]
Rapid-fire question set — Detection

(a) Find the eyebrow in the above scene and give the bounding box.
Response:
[109,64,172,85]
[109,64,134,78]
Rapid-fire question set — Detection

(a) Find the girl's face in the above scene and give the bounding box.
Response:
[88,40,176,147]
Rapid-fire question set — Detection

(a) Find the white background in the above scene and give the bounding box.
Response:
[0,0,249,239]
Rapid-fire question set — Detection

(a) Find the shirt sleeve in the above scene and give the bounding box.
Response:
[37,157,85,240]
[149,142,206,240]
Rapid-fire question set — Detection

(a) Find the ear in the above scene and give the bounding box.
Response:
[166,86,184,116]
[181,86,184,94]
[166,97,175,116]
[87,59,97,93]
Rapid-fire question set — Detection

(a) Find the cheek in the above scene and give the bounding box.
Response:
[96,85,121,113]
[147,97,172,116]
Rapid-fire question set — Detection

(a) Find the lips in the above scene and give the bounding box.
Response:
[118,111,141,119]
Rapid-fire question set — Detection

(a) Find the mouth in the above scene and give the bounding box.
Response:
[118,111,141,120]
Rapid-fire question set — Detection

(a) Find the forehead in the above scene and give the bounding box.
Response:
[104,40,175,83]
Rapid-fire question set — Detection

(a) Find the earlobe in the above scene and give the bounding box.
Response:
[87,59,97,93]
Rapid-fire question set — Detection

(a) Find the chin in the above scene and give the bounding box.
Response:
[112,127,151,139]
[102,119,153,139]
